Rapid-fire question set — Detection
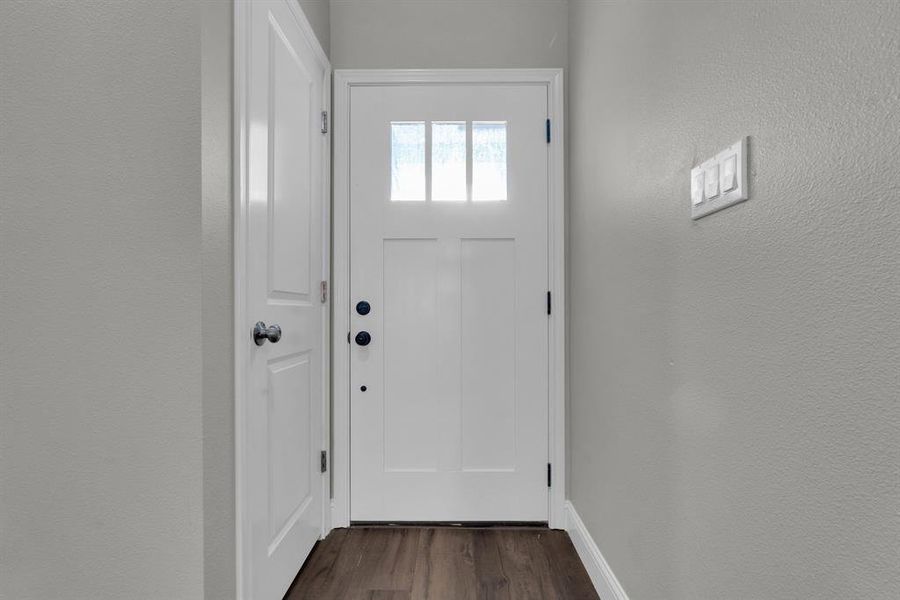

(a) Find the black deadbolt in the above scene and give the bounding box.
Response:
[360,385,367,392]
[356,300,371,315]
[355,331,371,346]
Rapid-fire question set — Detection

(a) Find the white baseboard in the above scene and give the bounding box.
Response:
[564,501,629,600]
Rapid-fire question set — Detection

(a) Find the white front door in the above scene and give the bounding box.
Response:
[240,1,328,598]
[349,83,550,522]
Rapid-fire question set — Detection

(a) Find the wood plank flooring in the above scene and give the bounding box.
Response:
[284,527,599,600]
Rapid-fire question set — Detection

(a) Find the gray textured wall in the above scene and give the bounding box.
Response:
[299,0,330,56]
[330,0,567,68]
[201,2,234,599]
[567,1,900,599]
[0,1,204,598]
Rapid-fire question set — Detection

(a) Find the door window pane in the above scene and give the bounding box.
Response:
[432,121,467,202]
[391,122,425,201]
[472,121,507,202]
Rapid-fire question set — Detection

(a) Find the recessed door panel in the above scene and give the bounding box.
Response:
[383,239,439,471]
[267,353,312,545]
[461,238,517,472]
[269,19,312,299]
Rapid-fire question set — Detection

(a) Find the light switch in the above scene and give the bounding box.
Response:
[691,170,705,206]
[704,163,720,199]
[691,137,749,220]
[721,154,737,192]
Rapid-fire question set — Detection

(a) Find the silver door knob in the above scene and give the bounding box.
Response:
[253,322,282,346]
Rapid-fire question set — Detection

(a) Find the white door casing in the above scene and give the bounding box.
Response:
[234,2,330,599]
[335,72,565,524]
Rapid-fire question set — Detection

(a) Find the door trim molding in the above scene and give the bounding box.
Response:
[233,2,331,599]
[331,69,566,530]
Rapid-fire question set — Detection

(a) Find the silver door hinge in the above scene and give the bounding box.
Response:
[320,280,328,303]
[320,450,328,473]
[321,111,328,134]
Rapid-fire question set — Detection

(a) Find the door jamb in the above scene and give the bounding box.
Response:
[234,2,332,599]
[331,69,566,530]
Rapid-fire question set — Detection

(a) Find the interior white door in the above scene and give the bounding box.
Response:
[242,1,327,598]
[349,83,550,522]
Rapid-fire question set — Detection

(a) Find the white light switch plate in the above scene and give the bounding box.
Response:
[691,137,748,219]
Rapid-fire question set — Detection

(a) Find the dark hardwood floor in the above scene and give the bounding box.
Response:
[284,526,600,600]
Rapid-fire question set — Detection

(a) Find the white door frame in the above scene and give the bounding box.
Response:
[233,2,331,598]
[331,69,566,530]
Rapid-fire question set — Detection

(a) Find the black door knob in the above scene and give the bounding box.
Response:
[355,331,371,346]
[356,301,371,315]
[252,322,282,346]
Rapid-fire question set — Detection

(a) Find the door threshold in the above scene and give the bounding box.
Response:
[350,521,548,529]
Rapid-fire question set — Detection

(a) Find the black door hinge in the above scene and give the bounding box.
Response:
[547,463,552,487]
[547,291,552,315]
[320,450,328,473]
[546,118,551,143]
